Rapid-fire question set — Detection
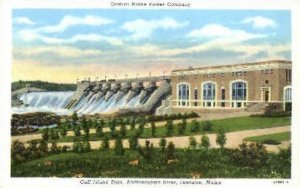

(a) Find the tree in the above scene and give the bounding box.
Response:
[73,141,84,153]
[38,140,48,155]
[129,135,138,150]
[189,136,197,149]
[83,140,91,152]
[177,122,186,135]
[60,127,67,137]
[134,128,143,138]
[50,142,61,154]
[182,118,187,127]
[120,124,126,138]
[81,119,90,139]
[11,140,26,164]
[72,112,78,124]
[151,122,156,137]
[130,119,136,130]
[200,135,210,149]
[138,140,153,161]
[96,124,104,138]
[138,122,145,134]
[42,128,49,141]
[87,119,93,128]
[190,120,200,133]
[101,136,110,150]
[74,126,81,137]
[114,137,124,155]
[109,119,117,138]
[99,119,105,127]
[165,120,174,136]
[202,121,212,132]
[50,129,59,140]
[166,142,175,160]
[216,129,227,148]
[159,137,167,152]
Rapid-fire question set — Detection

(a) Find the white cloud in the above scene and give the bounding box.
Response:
[15,46,102,58]
[13,17,35,25]
[187,24,266,42]
[18,30,123,46]
[39,15,114,33]
[241,16,277,29]
[122,17,188,40]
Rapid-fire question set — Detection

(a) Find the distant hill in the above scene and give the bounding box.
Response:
[12,80,77,91]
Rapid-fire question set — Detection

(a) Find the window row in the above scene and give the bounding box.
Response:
[177,81,247,107]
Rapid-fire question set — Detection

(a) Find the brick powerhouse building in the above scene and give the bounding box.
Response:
[169,60,292,113]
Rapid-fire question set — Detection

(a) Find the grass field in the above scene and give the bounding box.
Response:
[35,116,290,143]
[11,148,291,178]
[244,132,290,143]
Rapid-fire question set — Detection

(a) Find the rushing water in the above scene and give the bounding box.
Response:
[13,90,145,115]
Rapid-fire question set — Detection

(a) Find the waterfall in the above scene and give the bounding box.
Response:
[12,81,169,115]
[13,91,74,115]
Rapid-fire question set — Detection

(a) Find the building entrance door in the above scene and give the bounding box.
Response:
[264,91,269,102]
[260,87,271,102]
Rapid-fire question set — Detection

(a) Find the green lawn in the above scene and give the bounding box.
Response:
[244,132,291,143]
[33,116,290,143]
[11,148,291,178]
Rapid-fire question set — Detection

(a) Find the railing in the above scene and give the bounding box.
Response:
[169,99,288,109]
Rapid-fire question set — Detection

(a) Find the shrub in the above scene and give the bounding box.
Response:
[151,122,156,137]
[190,120,200,133]
[11,140,26,164]
[81,119,89,138]
[72,112,78,123]
[50,142,61,154]
[96,124,104,138]
[177,122,186,135]
[138,122,145,134]
[165,120,174,136]
[166,142,175,160]
[87,119,93,128]
[83,141,91,152]
[138,140,153,161]
[262,139,281,145]
[231,142,268,167]
[61,145,70,152]
[129,135,139,150]
[101,136,110,150]
[200,135,210,149]
[159,138,167,152]
[73,141,84,153]
[189,136,197,149]
[42,128,49,141]
[74,126,81,137]
[202,121,212,132]
[130,120,136,130]
[60,127,67,137]
[114,137,124,155]
[38,140,48,154]
[120,124,126,138]
[134,129,143,138]
[216,129,227,148]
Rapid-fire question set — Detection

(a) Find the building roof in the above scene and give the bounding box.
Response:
[171,60,291,75]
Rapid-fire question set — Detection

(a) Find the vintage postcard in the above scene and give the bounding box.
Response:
[0,0,299,187]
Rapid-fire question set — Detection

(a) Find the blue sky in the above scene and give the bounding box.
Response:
[12,9,291,83]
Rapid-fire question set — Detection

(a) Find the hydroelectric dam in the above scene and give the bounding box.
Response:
[12,76,171,116]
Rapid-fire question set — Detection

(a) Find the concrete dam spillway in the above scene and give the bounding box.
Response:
[12,77,171,115]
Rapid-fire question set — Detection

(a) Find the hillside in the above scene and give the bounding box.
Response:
[12,80,76,91]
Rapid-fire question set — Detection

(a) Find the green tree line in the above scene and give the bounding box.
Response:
[12,80,76,91]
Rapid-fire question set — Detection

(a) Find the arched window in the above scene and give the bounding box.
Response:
[231,81,247,108]
[177,83,190,106]
[284,86,292,111]
[202,82,216,107]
